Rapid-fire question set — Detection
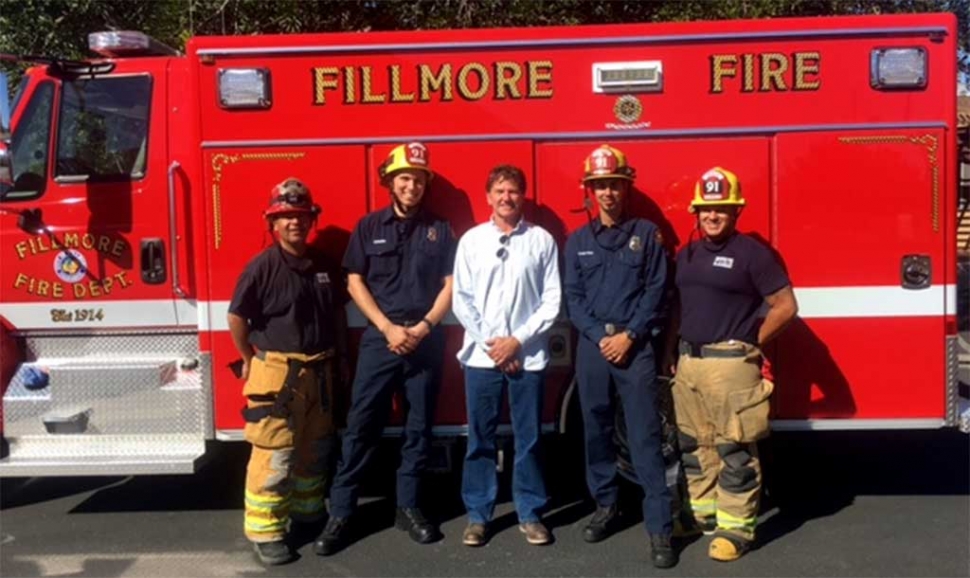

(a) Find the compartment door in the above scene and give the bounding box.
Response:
[773,130,947,422]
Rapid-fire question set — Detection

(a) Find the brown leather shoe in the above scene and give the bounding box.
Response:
[462,523,488,547]
[519,521,551,545]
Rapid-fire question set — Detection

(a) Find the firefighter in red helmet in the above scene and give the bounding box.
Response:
[666,167,798,562]
[227,177,346,566]
[563,144,677,568]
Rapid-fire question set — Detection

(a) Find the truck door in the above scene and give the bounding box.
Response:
[772,129,949,424]
[0,63,181,327]
[0,61,207,476]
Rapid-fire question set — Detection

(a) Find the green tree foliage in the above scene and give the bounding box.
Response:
[1,0,967,70]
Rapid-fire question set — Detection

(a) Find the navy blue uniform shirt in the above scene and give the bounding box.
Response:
[342,206,456,322]
[228,244,342,354]
[675,232,790,346]
[565,217,668,344]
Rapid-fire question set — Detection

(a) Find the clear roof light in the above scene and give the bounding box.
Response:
[88,31,179,58]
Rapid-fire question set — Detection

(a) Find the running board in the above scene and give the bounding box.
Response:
[0,436,206,477]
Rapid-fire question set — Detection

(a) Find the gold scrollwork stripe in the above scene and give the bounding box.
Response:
[209,152,307,249]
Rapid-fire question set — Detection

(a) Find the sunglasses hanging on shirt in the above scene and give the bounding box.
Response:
[496,234,510,260]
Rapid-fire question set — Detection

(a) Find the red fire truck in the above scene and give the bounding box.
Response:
[0,12,964,477]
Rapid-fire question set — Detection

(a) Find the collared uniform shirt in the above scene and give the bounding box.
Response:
[675,232,790,345]
[452,218,562,371]
[564,217,667,345]
[342,206,456,322]
[228,244,342,354]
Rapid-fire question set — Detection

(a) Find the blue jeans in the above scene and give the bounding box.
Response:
[461,367,547,524]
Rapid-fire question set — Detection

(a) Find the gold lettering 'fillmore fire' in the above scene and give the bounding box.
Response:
[312,61,554,105]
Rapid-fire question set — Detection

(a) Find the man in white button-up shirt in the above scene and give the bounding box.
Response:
[452,165,562,548]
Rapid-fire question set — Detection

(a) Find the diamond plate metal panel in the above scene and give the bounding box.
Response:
[24,331,199,359]
[2,331,209,474]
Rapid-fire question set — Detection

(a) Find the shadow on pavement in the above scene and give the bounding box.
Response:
[756,429,970,549]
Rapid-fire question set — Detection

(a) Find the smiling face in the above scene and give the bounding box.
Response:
[271,211,313,246]
[697,205,739,241]
[487,176,525,223]
[389,169,429,212]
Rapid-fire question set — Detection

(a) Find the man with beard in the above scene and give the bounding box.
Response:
[563,145,677,568]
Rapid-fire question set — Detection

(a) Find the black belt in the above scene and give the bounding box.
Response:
[679,340,748,359]
[374,317,423,328]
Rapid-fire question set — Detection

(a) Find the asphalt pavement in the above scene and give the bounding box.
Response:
[1,429,968,577]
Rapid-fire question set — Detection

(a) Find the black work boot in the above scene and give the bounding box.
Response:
[583,504,620,543]
[650,533,678,569]
[395,507,441,544]
[253,540,293,565]
[313,516,350,556]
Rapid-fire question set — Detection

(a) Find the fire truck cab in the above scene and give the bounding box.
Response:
[0,13,964,477]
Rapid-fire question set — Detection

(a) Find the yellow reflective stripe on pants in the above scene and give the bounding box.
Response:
[717,509,757,532]
[245,489,289,512]
[293,475,323,493]
[690,498,717,515]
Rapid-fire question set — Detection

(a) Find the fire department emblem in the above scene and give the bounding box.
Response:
[406,142,429,166]
[629,235,642,252]
[427,227,438,242]
[53,250,88,283]
[613,95,643,124]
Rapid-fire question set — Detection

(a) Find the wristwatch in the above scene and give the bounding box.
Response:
[421,318,435,332]
[624,329,638,341]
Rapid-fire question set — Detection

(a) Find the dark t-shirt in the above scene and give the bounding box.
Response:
[342,206,456,322]
[675,232,790,345]
[228,244,343,354]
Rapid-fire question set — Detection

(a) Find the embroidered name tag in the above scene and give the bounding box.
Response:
[316,272,330,285]
[713,256,735,269]
[373,239,387,244]
[577,251,595,256]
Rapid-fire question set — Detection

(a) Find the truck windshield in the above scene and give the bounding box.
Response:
[2,80,55,201]
[55,76,152,180]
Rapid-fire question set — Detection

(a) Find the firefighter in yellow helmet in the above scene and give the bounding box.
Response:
[564,144,677,567]
[666,167,798,561]
[227,178,346,565]
[316,142,456,555]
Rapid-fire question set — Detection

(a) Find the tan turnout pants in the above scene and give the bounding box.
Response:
[671,341,773,543]
[243,350,337,543]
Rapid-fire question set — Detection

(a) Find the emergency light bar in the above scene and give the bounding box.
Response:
[870,48,927,89]
[88,31,179,58]
[592,61,663,93]
[218,68,272,109]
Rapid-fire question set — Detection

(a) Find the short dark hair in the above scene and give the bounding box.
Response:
[485,165,527,194]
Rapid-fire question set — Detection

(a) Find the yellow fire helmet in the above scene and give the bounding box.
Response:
[690,167,745,212]
[582,144,635,183]
[378,142,434,183]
